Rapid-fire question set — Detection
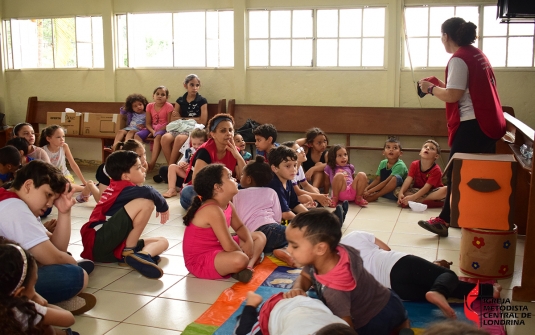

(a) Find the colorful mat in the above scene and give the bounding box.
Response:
[182,257,505,335]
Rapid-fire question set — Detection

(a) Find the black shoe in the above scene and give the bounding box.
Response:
[334,205,344,226]
[153,175,163,183]
[341,200,348,221]
[77,259,95,275]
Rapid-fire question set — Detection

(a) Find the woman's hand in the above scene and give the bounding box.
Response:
[54,183,76,214]
[226,136,241,158]
[419,80,434,94]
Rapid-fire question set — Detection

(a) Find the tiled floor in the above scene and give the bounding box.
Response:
[55,167,533,334]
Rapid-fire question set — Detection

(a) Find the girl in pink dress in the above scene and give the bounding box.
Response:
[135,86,174,171]
[182,164,266,283]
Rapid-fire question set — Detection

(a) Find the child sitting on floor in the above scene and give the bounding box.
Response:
[234,133,252,162]
[233,291,357,335]
[253,124,279,162]
[233,156,289,256]
[182,164,266,283]
[282,141,331,208]
[0,146,21,187]
[81,150,169,279]
[324,144,369,207]
[162,128,207,198]
[364,136,408,202]
[285,209,409,335]
[396,139,447,208]
[0,240,78,335]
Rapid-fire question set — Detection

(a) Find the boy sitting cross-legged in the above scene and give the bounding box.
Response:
[396,140,447,208]
[80,150,169,279]
[364,136,408,202]
[284,209,410,335]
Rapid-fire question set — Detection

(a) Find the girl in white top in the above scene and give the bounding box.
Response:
[13,122,51,163]
[0,242,77,335]
[40,125,98,202]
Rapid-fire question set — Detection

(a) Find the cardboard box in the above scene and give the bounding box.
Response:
[445,153,517,231]
[46,112,82,136]
[460,226,517,279]
[81,113,125,137]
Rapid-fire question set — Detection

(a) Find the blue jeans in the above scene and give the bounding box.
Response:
[36,264,84,303]
[256,224,287,253]
[180,185,197,210]
[356,290,408,335]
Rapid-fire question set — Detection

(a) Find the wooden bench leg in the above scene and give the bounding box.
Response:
[101,138,114,163]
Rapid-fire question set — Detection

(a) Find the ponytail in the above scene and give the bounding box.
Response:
[441,17,477,46]
[183,195,203,226]
[38,125,62,147]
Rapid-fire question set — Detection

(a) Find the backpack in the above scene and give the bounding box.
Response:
[236,119,260,142]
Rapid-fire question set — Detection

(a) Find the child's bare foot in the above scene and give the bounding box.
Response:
[364,192,380,202]
[493,283,502,298]
[147,162,155,172]
[273,248,297,268]
[433,259,453,269]
[162,189,178,198]
[425,291,457,319]
[246,291,263,308]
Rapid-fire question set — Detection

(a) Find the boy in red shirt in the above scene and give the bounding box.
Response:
[396,140,447,207]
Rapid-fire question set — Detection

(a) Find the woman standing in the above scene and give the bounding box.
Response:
[418,17,506,237]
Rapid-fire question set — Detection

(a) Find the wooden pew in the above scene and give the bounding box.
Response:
[25,96,226,162]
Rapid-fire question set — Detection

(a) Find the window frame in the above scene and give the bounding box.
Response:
[403,5,535,70]
[246,7,387,69]
[115,10,234,69]
[2,16,104,70]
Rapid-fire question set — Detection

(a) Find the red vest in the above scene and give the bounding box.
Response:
[445,45,506,146]
[80,180,135,260]
[184,138,238,185]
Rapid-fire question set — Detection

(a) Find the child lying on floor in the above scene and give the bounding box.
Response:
[233,291,357,335]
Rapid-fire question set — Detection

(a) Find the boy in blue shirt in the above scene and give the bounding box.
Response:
[364,137,408,202]
[0,146,21,187]
[254,124,279,162]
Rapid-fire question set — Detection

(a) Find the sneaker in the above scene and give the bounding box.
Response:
[153,175,164,183]
[77,259,95,275]
[418,217,449,237]
[119,254,161,267]
[355,196,368,207]
[124,250,163,279]
[231,267,253,283]
[55,292,97,315]
[334,205,344,225]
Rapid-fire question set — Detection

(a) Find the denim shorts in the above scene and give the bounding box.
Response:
[255,223,287,253]
[36,264,84,304]
[180,185,197,210]
[381,175,403,200]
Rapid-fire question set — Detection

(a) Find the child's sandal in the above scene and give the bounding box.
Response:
[329,197,339,208]
[354,196,368,207]
[231,267,254,283]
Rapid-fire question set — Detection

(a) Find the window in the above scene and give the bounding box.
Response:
[248,7,386,67]
[4,17,104,69]
[116,11,234,68]
[404,5,535,68]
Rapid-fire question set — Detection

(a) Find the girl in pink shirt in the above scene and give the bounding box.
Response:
[135,86,174,171]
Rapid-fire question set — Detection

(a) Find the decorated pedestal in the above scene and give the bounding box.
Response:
[460,226,517,279]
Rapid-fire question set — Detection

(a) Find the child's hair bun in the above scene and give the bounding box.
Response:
[255,156,265,164]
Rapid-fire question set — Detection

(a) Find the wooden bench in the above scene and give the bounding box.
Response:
[26,96,226,162]
[496,112,535,302]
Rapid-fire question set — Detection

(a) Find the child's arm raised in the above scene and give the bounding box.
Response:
[62,143,87,185]
[42,304,75,328]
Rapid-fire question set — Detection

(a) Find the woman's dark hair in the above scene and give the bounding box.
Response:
[442,17,477,46]
[114,139,144,152]
[7,137,30,156]
[153,85,169,97]
[105,150,140,181]
[183,164,225,226]
[305,127,329,145]
[38,125,63,147]
[243,156,272,187]
[326,144,344,170]
[207,113,235,135]
[0,239,44,335]
[11,160,68,194]
[124,93,148,113]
